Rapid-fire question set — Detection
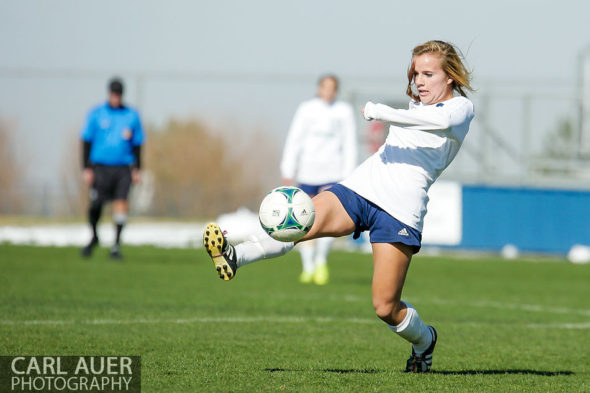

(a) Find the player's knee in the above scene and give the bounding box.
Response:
[373,298,398,321]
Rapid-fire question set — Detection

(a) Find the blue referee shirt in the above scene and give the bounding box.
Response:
[80,103,145,166]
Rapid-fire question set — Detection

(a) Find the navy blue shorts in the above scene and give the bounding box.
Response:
[298,182,336,197]
[327,184,422,254]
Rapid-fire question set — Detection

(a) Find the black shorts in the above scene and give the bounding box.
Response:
[90,165,132,203]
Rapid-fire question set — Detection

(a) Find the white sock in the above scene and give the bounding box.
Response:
[235,233,294,268]
[298,242,316,273]
[113,212,127,225]
[315,237,334,266]
[387,301,432,355]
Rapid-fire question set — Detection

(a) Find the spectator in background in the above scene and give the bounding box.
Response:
[280,75,357,285]
[80,77,145,259]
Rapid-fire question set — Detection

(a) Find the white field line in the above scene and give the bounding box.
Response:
[294,294,590,318]
[1,316,589,329]
[3,297,589,329]
[423,298,590,317]
[0,316,372,326]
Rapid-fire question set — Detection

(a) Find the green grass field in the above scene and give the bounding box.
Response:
[1,244,589,392]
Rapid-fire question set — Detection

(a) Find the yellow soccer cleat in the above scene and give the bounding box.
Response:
[313,264,329,285]
[299,271,314,284]
[203,223,237,281]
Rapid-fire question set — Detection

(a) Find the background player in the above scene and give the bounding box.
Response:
[281,74,357,285]
[204,40,474,372]
[80,77,145,259]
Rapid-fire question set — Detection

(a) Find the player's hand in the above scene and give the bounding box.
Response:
[361,108,365,117]
[282,178,293,186]
[82,168,94,186]
[132,169,141,184]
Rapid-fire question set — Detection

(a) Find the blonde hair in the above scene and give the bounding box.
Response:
[406,40,473,102]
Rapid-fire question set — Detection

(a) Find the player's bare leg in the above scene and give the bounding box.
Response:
[372,242,437,372]
[298,191,355,241]
[371,242,412,325]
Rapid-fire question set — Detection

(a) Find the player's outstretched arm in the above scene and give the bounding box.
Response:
[362,99,473,132]
[363,101,450,130]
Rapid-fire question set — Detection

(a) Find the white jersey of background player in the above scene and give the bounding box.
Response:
[204,40,474,373]
[281,75,357,285]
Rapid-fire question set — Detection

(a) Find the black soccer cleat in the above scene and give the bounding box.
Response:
[81,236,99,257]
[405,326,437,373]
[109,244,123,260]
[203,223,238,281]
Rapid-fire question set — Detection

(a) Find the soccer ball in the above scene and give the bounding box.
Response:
[259,186,315,242]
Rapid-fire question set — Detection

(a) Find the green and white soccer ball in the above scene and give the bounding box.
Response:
[259,186,315,242]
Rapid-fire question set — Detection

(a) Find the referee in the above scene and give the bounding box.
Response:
[80,77,145,259]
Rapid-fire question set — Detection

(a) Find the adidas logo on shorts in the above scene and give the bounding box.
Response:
[397,228,409,237]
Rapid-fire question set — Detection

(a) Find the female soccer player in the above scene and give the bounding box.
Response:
[203,40,474,373]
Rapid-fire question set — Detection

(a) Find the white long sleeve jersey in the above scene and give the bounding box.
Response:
[280,98,357,185]
[341,96,474,232]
